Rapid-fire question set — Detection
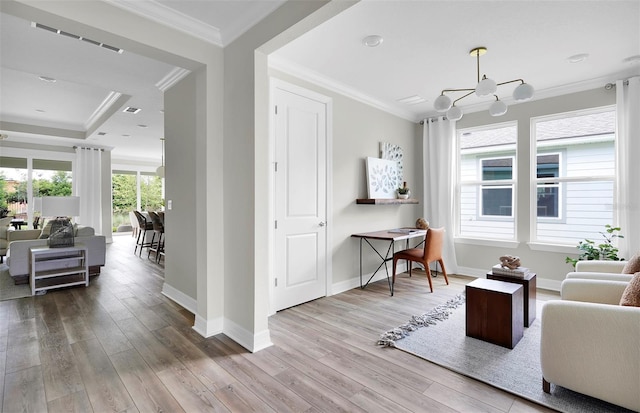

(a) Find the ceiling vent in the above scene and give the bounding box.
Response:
[32,22,124,54]
[123,107,141,114]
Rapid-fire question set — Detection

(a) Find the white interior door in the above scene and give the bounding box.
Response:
[273,82,328,312]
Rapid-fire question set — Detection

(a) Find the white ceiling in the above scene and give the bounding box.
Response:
[272,0,640,121]
[1,0,639,166]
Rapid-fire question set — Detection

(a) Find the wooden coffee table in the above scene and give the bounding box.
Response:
[487,271,536,327]
[466,278,524,349]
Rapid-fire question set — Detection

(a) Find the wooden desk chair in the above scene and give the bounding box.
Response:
[392,227,449,293]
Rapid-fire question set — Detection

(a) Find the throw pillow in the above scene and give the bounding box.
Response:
[622,252,640,274]
[620,272,640,307]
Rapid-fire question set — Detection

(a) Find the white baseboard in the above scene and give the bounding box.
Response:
[161,282,197,314]
[223,317,273,353]
[193,314,223,338]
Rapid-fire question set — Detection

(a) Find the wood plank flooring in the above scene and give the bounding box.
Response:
[0,234,560,412]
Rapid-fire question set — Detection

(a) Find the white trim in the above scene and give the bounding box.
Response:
[223,317,273,353]
[105,0,223,46]
[192,314,223,338]
[269,55,416,122]
[161,282,197,314]
[454,237,520,249]
[527,242,580,255]
[84,91,122,130]
[156,68,192,92]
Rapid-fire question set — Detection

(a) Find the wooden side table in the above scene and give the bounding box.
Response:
[466,278,524,349]
[487,272,536,327]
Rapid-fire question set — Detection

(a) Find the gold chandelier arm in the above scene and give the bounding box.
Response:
[452,90,476,106]
[440,87,476,94]
[496,79,525,87]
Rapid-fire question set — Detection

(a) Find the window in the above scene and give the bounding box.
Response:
[536,153,560,218]
[481,157,513,217]
[457,123,517,240]
[532,108,615,244]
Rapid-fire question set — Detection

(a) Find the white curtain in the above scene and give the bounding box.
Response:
[75,147,102,233]
[616,76,640,257]
[423,116,458,273]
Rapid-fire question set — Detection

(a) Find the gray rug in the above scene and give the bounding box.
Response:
[0,264,31,301]
[379,295,635,413]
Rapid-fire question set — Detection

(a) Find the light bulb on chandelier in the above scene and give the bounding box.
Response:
[433,47,534,121]
[156,137,165,178]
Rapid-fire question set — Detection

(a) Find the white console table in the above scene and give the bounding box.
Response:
[29,245,89,296]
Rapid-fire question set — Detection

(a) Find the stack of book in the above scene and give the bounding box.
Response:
[491,264,530,278]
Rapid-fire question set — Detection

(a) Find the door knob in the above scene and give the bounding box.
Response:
[319,221,326,227]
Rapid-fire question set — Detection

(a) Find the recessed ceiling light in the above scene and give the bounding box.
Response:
[362,35,383,47]
[38,75,56,83]
[97,131,107,136]
[567,53,589,63]
[623,55,640,65]
[122,134,131,137]
[35,109,46,113]
[137,124,148,128]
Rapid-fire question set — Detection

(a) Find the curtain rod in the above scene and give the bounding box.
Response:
[419,116,448,125]
[73,146,104,151]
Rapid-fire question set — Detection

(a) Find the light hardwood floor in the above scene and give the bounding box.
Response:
[1,235,560,412]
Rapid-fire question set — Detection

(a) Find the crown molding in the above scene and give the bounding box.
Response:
[269,55,418,122]
[221,1,286,45]
[156,67,191,92]
[104,0,223,46]
[84,91,124,131]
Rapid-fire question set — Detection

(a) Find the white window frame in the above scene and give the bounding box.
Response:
[529,106,616,246]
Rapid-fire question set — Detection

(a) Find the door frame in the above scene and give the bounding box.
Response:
[268,78,333,315]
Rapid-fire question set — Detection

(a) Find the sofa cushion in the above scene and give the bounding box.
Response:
[620,272,640,307]
[75,225,95,237]
[622,252,640,274]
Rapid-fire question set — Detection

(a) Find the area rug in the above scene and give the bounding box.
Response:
[379,294,634,413]
[0,264,31,301]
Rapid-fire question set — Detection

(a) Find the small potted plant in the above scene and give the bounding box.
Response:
[397,182,410,199]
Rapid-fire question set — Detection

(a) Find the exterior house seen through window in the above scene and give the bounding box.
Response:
[533,107,615,244]
[456,106,616,245]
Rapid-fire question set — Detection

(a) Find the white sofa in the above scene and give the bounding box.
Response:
[6,225,106,284]
[540,261,640,412]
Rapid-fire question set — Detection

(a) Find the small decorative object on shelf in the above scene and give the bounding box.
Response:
[416,218,429,230]
[397,181,410,199]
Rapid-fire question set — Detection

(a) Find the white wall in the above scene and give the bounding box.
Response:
[454,87,616,290]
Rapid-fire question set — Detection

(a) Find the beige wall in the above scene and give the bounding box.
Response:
[454,87,616,289]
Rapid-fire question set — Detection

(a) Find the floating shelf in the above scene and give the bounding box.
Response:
[356,198,419,205]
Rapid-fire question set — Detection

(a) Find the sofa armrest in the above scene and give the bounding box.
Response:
[8,229,42,242]
[566,272,634,282]
[574,260,626,273]
[561,279,628,304]
[540,301,640,411]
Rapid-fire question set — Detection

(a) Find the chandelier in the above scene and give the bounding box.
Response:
[433,47,534,121]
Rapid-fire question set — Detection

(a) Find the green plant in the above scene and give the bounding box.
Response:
[565,224,624,268]
[397,186,410,195]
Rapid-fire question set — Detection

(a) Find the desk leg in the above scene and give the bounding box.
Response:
[359,238,363,289]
